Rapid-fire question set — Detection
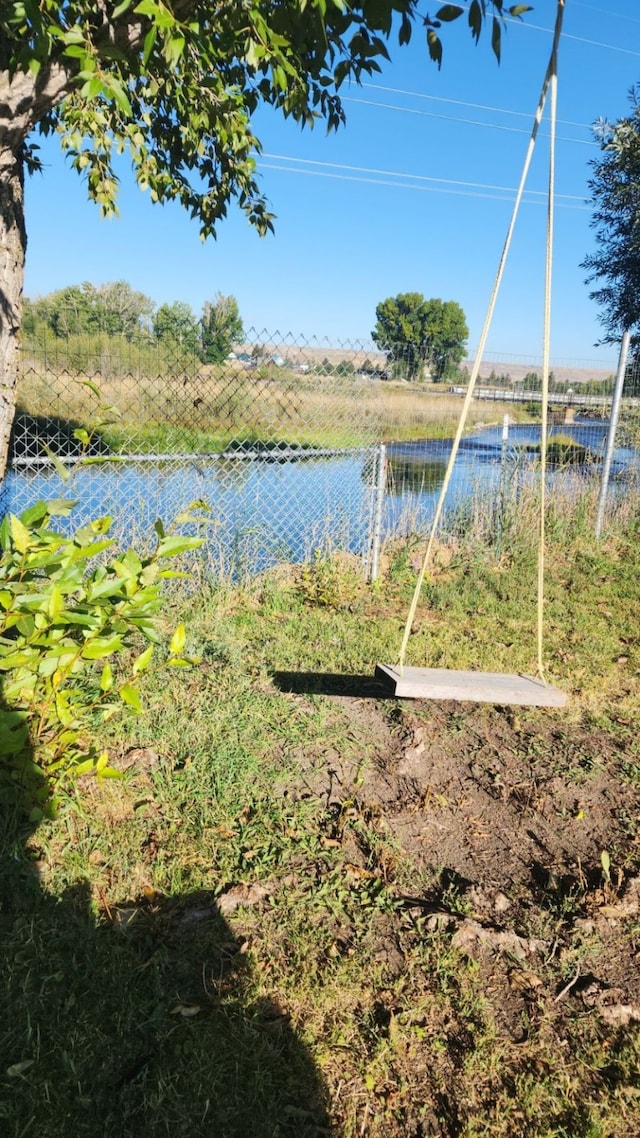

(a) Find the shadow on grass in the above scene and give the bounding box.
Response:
[272,671,389,699]
[0,695,331,1138]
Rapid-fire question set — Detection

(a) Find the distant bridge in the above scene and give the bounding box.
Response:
[447,385,628,410]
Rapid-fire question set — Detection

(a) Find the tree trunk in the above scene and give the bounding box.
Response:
[0,146,26,479]
[0,61,71,482]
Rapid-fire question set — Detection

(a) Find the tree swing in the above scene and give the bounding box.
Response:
[376,0,568,709]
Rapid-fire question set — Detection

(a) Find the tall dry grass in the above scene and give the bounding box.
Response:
[15,364,534,454]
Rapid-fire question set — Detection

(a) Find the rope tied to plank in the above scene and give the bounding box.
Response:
[397,0,565,680]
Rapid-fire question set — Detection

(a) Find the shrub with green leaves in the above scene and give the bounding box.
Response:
[0,499,204,817]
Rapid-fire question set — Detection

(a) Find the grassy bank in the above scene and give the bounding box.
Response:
[15,365,534,456]
[3,488,640,1136]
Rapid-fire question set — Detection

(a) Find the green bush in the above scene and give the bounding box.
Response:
[0,499,203,817]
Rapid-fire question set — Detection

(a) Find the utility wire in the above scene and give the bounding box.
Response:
[501,9,637,55]
[572,0,640,24]
[361,82,591,130]
[342,95,595,146]
[260,160,589,209]
[261,152,586,201]
[448,1,640,55]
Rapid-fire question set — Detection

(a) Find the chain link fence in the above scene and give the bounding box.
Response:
[2,320,637,577]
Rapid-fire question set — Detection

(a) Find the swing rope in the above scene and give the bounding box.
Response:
[397,0,565,679]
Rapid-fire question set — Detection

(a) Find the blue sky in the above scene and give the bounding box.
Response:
[23,1,640,368]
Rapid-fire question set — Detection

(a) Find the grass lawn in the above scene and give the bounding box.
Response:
[2,491,640,1136]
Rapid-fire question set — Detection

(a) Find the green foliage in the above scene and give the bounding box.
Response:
[297,551,362,610]
[201,293,244,364]
[24,281,155,340]
[372,293,469,381]
[426,2,532,69]
[0,500,204,816]
[153,299,200,354]
[3,2,522,238]
[582,85,640,342]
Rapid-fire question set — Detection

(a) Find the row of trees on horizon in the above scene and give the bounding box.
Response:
[23,282,473,382]
[20,282,632,394]
[23,284,244,365]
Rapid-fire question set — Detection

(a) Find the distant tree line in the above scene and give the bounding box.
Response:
[23,283,243,365]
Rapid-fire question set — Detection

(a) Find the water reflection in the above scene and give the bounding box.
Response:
[385,455,447,496]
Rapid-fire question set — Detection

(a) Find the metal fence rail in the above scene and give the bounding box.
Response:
[2,324,637,577]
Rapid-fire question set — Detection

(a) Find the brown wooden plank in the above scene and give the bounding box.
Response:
[375,664,568,707]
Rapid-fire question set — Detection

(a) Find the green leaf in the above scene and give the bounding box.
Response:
[398,15,412,46]
[491,15,501,62]
[86,577,126,601]
[435,5,464,22]
[427,29,443,68]
[143,24,157,64]
[81,380,102,399]
[41,444,72,481]
[119,683,142,712]
[165,33,185,66]
[55,691,74,727]
[173,500,212,525]
[132,643,154,674]
[81,635,124,660]
[468,0,482,42]
[156,535,203,558]
[47,585,63,621]
[71,540,114,562]
[0,650,39,671]
[20,501,50,526]
[100,662,114,691]
[169,623,186,656]
[42,499,77,517]
[508,4,533,15]
[74,758,97,776]
[10,515,31,554]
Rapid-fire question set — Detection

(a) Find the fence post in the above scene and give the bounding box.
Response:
[369,443,387,582]
[595,329,631,539]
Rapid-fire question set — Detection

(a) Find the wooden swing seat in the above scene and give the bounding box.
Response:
[375,664,567,707]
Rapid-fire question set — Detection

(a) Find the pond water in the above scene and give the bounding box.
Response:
[1,419,635,575]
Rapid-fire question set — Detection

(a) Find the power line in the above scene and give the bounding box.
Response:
[504,11,640,56]
[261,152,587,202]
[450,1,640,55]
[260,160,590,210]
[362,81,591,131]
[572,0,640,24]
[342,95,595,146]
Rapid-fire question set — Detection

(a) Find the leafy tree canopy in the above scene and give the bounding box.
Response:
[372,292,469,380]
[2,1,531,238]
[582,86,640,344]
[24,280,154,338]
[153,300,199,349]
[201,293,243,364]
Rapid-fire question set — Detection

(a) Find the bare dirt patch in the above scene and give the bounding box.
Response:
[281,690,640,1060]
